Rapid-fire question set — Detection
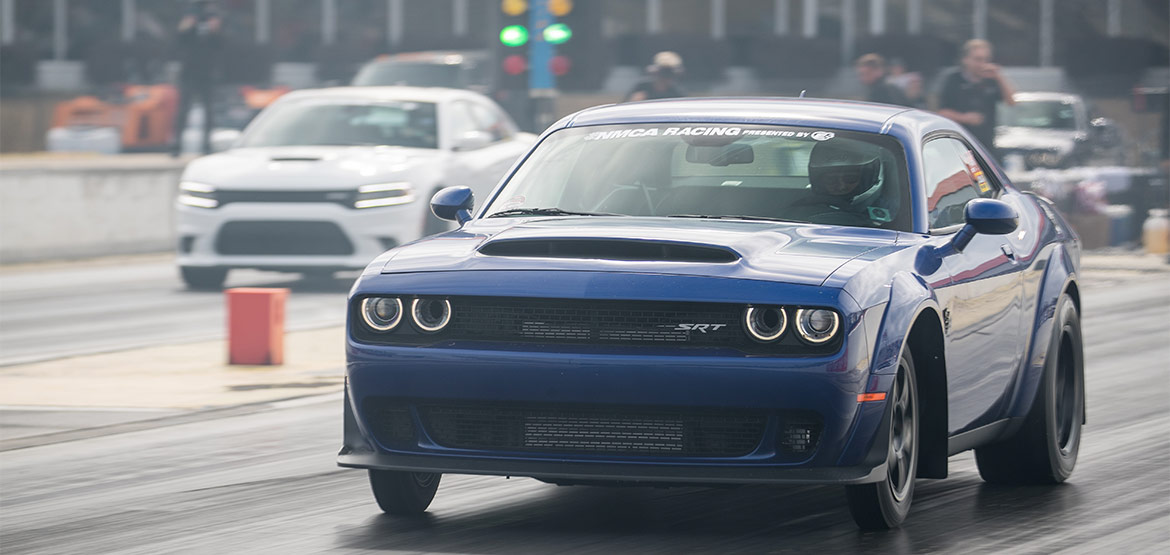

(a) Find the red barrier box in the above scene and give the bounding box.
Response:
[226,288,289,365]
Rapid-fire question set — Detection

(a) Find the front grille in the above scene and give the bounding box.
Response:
[215,221,354,255]
[215,190,354,208]
[461,298,738,346]
[352,297,841,355]
[777,414,823,459]
[365,403,414,447]
[418,402,768,457]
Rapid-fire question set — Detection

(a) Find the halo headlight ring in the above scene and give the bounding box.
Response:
[744,305,788,343]
[411,298,452,333]
[794,308,840,344]
[361,297,403,332]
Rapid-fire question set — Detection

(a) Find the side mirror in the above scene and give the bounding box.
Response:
[452,130,492,151]
[430,186,474,225]
[917,198,1018,274]
[952,198,1018,251]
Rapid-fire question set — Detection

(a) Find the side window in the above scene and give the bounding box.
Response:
[468,102,513,143]
[447,101,479,144]
[922,137,995,229]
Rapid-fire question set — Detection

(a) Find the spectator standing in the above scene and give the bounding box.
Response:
[886,57,926,109]
[936,39,1016,158]
[855,53,910,107]
[171,0,223,156]
[625,51,686,102]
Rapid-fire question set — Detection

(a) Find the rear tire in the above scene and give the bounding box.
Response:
[369,470,441,515]
[845,349,919,530]
[975,293,1083,484]
[179,266,228,290]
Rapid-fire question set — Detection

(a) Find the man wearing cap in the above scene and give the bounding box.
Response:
[625,51,686,102]
[855,53,910,107]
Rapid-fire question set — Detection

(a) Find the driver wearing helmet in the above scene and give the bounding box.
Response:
[795,141,883,223]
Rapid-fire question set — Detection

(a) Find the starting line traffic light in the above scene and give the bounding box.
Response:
[496,0,574,90]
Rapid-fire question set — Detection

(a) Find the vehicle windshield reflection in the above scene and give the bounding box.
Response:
[483,124,912,231]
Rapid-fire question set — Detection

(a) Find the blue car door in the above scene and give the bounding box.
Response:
[921,136,1024,435]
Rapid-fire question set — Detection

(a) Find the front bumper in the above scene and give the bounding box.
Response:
[337,451,887,485]
[340,342,893,485]
[175,201,428,271]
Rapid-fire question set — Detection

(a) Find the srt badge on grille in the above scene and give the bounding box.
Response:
[675,323,727,333]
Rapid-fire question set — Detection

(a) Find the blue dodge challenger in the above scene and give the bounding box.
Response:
[338,98,1085,529]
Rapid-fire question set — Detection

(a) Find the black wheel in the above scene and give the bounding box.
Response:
[975,293,1083,484]
[368,470,441,515]
[422,188,451,237]
[179,266,227,290]
[845,349,919,530]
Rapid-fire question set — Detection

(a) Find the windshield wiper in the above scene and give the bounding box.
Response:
[667,214,798,223]
[487,208,626,218]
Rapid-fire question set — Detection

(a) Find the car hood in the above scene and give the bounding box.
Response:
[995,127,1083,154]
[181,145,443,190]
[378,217,905,287]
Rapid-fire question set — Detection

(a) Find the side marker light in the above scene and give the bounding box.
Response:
[858,392,887,402]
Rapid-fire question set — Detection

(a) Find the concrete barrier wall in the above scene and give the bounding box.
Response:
[0,155,185,264]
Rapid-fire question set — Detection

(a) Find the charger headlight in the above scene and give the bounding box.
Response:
[795,308,840,344]
[361,297,403,331]
[355,182,415,209]
[178,181,218,208]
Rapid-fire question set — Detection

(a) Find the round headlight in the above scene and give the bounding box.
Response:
[744,306,787,342]
[411,298,452,333]
[795,308,839,344]
[361,297,403,331]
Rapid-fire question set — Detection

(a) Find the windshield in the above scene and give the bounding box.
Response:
[241,101,438,149]
[483,124,911,230]
[352,62,464,88]
[998,100,1079,130]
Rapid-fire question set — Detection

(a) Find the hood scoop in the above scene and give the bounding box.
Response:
[269,156,321,162]
[477,238,740,263]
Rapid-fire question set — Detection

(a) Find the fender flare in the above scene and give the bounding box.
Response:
[1005,243,1079,424]
[837,272,946,473]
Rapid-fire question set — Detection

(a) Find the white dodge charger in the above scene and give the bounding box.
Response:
[175,86,535,289]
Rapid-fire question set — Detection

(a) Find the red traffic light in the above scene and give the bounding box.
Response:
[503,54,528,75]
[549,55,572,76]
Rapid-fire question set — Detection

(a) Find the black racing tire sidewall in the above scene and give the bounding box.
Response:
[879,350,919,523]
[1044,295,1083,481]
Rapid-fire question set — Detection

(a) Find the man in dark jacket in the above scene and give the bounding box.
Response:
[936,39,1016,159]
[855,53,909,107]
[171,0,223,156]
[625,51,686,102]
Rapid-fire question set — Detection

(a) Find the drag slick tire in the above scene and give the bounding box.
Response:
[845,349,919,530]
[975,293,1083,484]
[179,266,227,290]
[369,470,441,515]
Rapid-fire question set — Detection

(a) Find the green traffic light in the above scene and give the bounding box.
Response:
[543,23,572,44]
[500,25,529,47]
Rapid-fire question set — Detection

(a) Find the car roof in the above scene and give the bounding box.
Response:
[367,50,487,65]
[563,97,958,137]
[275,86,484,105]
[1011,91,1083,103]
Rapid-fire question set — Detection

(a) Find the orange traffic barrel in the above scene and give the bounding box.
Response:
[226,288,290,365]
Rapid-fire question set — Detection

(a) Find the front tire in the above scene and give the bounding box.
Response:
[369,470,441,515]
[975,293,1083,484]
[845,349,919,530]
[179,266,228,290]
